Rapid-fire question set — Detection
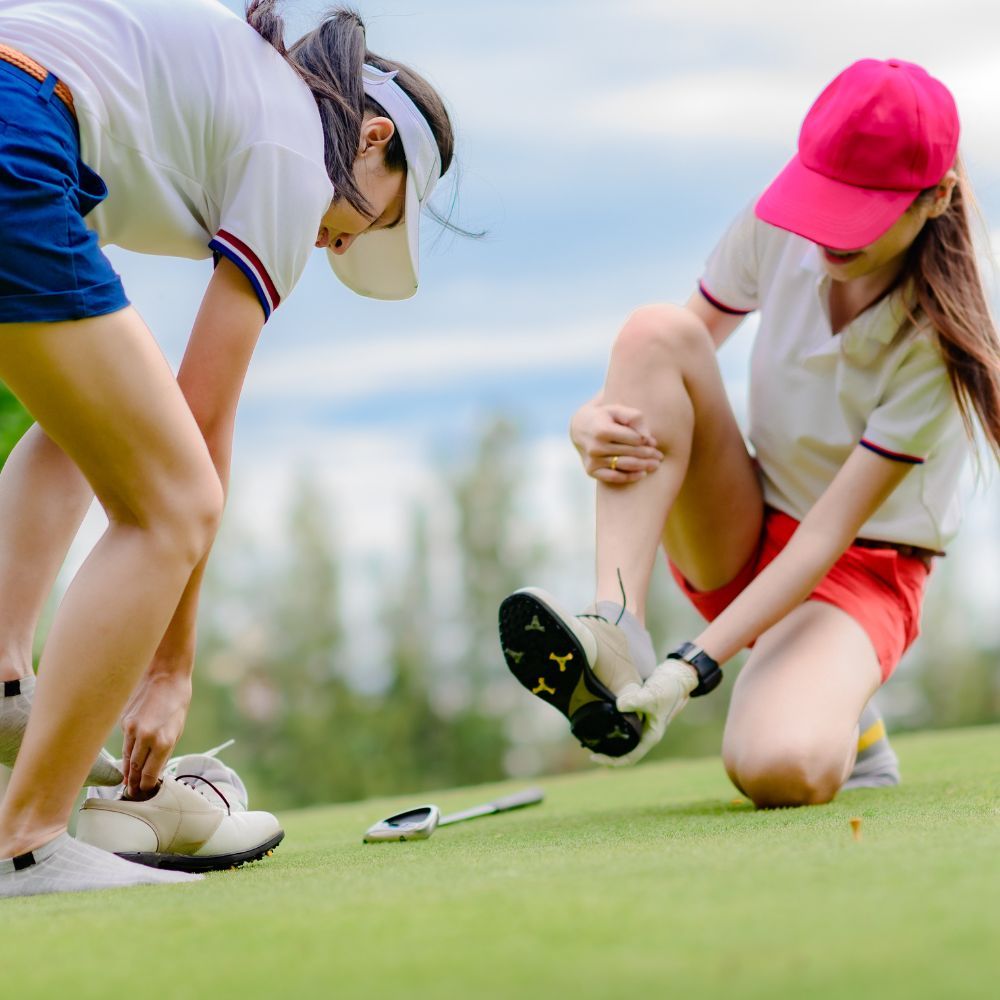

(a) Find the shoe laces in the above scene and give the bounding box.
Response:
[164,739,248,812]
[578,569,628,626]
[173,772,234,812]
[86,738,247,809]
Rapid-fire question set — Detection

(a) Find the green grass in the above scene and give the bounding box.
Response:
[5,726,999,999]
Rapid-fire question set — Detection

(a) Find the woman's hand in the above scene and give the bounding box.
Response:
[570,399,664,483]
[120,670,193,798]
[590,659,698,767]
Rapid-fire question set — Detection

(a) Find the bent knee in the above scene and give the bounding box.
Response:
[613,303,713,365]
[162,469,224,563]
[178,472,225,558]
[725,743,843,808]
[109,464,224,567]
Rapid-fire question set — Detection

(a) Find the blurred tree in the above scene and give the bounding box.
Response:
[373,502,507,792]
[186,472,355,808]
[452,419,546,685]
[898,559,1000,731]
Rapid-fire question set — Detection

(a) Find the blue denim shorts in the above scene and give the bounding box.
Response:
[0,59,128,323]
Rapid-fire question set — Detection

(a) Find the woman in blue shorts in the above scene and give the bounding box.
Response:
[0,0,453,896]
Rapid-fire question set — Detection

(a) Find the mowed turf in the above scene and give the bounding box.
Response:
[4,726,998,1000]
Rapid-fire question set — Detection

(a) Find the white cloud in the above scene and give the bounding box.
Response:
[579,70,807,145]
[244,319,619,402]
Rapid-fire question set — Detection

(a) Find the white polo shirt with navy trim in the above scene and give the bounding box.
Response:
[700,202,968,551]
[0,0,334,320]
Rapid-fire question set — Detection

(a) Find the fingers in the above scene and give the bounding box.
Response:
[577,401,661,453]
[591,666,694,768]
[121,732,135,790]
[614,682,644,713]
[590,730,658,768]
[123,732,172,797]
[590,750,633,768]
[589,465,656,485]
[585,450,663,483]
[138,745,166,796]
[603,404,658,447]
[125,744,149,798]
[590,754,622,767]
[572,400,664,484]
[597,423,654,450]
[615,690,647,714]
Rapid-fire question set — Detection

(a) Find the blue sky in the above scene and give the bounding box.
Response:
[82,0,1000,632]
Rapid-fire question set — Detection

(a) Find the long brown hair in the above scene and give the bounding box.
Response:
[245,2,454,218]
[900,156,1000,459]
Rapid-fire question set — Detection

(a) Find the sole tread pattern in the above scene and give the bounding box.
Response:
[498,592,640,756]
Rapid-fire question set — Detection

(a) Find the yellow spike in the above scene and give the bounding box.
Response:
[549,651,573,672]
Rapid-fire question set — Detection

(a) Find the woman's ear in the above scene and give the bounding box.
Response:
[928,170,958,218]
[359,115,395,155]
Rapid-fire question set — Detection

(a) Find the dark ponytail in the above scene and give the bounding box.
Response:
[246,2,454,219]
[900,156,1000,460]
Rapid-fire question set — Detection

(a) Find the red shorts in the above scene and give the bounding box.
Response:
[669,508,932,682]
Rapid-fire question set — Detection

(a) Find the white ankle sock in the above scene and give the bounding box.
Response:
[593,603,657,679]
[0,676,37,770]
[0,676,123,786]
[843,700,900,789]
[0,832,201,898]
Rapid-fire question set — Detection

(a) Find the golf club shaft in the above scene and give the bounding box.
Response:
[438,787,544,827]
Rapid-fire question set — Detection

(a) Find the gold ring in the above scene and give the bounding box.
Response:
[610,455,619,472]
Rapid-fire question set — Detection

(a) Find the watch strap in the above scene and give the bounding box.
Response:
[667,642,723,697]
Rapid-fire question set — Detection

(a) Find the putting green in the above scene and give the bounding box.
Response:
[4,725,998,999]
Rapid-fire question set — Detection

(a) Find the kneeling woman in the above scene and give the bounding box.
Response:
[499,58,1000,806]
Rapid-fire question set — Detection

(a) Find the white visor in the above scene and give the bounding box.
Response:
[328,64,442,300]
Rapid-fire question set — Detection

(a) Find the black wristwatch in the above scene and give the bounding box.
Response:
[667,642,723,698]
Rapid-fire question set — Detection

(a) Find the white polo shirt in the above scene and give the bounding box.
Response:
[0,0,334,320]
[700,203,968,551]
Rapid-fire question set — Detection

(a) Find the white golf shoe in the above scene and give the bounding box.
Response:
[76,747,283,873]
[499,588,645,756]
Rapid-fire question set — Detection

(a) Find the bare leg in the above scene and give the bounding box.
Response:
[722,601,881,807]
[595,305,763,618]
[0,425,93,681]
[0,307,223,857]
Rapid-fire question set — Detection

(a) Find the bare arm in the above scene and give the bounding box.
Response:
[682,289,750,349]
[156,258,265,663]
[694,446,914,664]
[121,257,265,792]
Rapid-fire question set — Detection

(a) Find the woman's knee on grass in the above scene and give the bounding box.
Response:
[724,738,845,808]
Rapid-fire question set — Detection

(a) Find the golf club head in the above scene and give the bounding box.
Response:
[363,804,441,842]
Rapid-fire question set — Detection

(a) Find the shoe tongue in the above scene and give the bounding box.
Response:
[170,754,248,811]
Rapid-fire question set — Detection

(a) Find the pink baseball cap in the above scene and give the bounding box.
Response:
[755,59,959,250]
